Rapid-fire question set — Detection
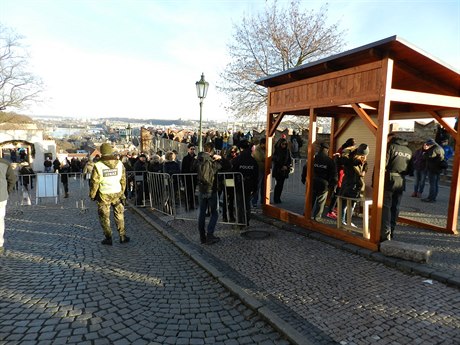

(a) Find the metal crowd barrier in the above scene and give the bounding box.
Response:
[144,171,248,226]
[270,158,307,196]
[9,172,90,215]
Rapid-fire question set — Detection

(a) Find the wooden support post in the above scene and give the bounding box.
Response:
[304,108,316,220]
[370,57,394,244]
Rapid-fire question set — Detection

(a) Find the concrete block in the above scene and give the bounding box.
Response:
[380,240,432,263]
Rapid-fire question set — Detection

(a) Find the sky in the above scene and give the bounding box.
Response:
[0,0,459,122]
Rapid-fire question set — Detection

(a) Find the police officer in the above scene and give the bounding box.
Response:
[90,143,129,245]
[231,140,259,226]
[311,143,337,221]
[381,134,412,241]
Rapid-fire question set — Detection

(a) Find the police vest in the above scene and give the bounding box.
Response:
[94,161,123,194]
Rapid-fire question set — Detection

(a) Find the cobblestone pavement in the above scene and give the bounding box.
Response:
[134,206,460,345]
[0,202,292,345]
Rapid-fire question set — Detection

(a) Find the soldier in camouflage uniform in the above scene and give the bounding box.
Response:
[90,143,129,245]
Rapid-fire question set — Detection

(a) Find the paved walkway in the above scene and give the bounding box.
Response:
[2,176,459,344]
[0,200,291,345]
[132,203,460,345]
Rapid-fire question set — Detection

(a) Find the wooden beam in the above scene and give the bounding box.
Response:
[268,112,285,137]
[334,116,354,139]
[389,89,460,108]
[351,103,377,136]
[330,117,337,154]
[428,111,458,138]
[370,57,394,244]
[398,217,453,233]
[394,60,459,96]
[446,115,460,233]
[304,108,316,220]
[264,109,274,207]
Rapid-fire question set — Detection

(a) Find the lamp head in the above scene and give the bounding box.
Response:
[196,73,209,99]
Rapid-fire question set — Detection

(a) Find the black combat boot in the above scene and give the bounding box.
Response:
[120,235,130,244]
[101,237,112,245]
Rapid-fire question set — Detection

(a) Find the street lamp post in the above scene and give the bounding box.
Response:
[196,73,209,152]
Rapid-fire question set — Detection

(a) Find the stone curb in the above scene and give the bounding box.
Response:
[251,213,460,290]
[129,206,314,345]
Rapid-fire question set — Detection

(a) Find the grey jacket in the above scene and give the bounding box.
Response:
[0,158,16,202]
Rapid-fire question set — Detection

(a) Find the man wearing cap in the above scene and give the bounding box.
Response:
[421,138,444,203]
[311,142,337,221]
[90,143,129,245]
[381,134,412,241]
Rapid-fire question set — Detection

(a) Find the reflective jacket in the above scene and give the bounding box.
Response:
[90,156,126,202]
[94,160,123,194]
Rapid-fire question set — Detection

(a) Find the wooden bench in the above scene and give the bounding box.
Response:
[336,194,373,239]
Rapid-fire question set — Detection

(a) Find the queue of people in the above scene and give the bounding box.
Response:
[3,128,453,248]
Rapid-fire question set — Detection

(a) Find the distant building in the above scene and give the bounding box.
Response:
[0,114,57,172]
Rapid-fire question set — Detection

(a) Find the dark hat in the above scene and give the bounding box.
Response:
[344,138,355,147]
[320,142,329,149]
[356,143,369,156]
[425,138,436,145]
[239,140,251,150]
[100,143,113,156]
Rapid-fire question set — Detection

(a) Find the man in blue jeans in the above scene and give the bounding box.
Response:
[421,138,444,203]
[196,142,222,245]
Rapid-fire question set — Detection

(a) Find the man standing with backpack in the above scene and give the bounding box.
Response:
[196,142,222,245]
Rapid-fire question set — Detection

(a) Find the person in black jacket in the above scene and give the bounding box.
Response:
[231,140,259,227]
[421,138,445,203]
[181,143,197,210]
[381,134,412,241]
[311,143,337,221]
[272,138,292,204]
[133,154,148,206]
[60,158,71,198]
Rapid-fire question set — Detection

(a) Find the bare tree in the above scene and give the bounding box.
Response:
[0,24,43,111]
[218,0,346,121]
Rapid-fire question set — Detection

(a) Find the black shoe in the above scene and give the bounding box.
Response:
[421,198,435,203]
[101,237,113,245]
[206,234,220,244]
[120,235,130,244]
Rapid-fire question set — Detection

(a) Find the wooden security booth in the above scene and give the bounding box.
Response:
[256,36,460,251]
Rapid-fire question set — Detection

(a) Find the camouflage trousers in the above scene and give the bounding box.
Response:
[97,200,125,238]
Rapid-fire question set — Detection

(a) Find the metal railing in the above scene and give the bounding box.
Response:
[143,171,248,226]
[9,172,90,214]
